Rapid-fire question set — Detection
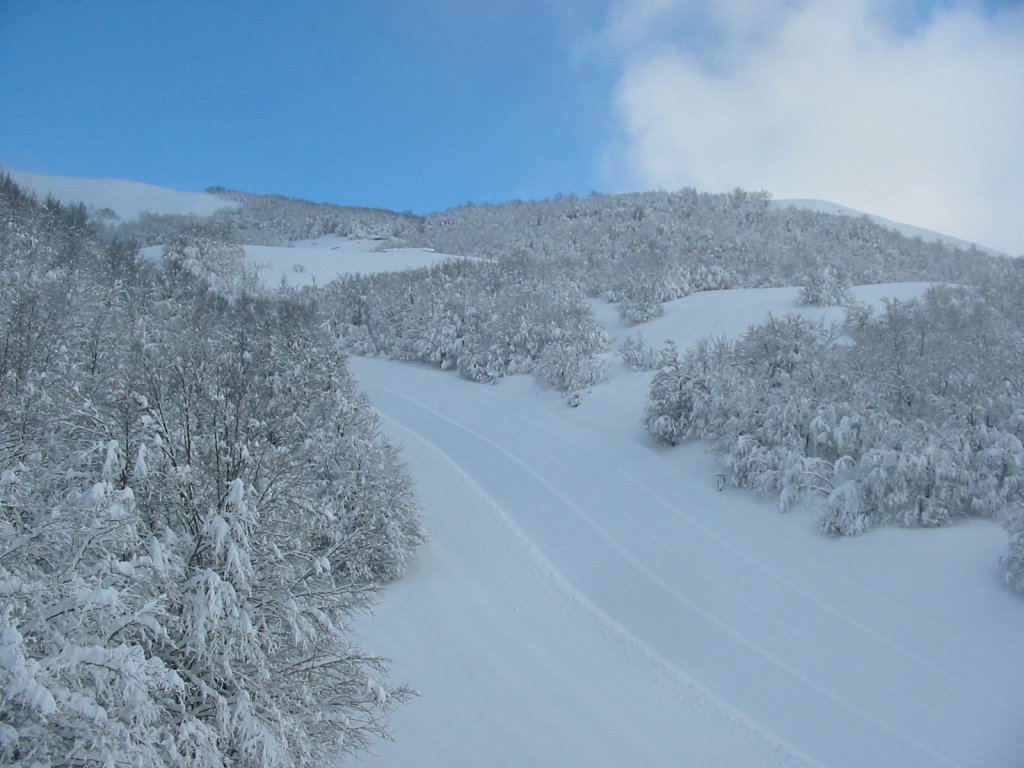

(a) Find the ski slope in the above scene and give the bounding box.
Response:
[349,286,1024,768]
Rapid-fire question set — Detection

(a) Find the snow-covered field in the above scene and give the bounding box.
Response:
[245,235,472,286]
[139,235,471,287]
[349,284,1024,768]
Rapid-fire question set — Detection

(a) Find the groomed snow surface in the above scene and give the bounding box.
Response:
[349,285,1024,768]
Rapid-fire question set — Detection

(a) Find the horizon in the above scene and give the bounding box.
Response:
[3,166,1003,258]
[2,1,1022,254]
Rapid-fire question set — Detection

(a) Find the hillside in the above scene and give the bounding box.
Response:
[771,198,1007,257]
[3,170,1022,767]
[138,235,471,288]
[9,169,999,260]
[348,285,1024,768]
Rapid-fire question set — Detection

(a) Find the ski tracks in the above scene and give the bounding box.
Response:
[351,358,1024,768]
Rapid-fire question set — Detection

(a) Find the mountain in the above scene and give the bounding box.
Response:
[4,168,1023,767]
[6,169,1008,257]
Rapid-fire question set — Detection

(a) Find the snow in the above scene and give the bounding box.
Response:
[5,171,470,285]
[7,170,236,220]
[139,236,472,287]
[588,283,937,444]
[244,236,474,287]
[597,282,937,352]
[348,283,1024,768]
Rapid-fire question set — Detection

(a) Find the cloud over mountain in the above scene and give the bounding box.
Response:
[604,0,1024,255]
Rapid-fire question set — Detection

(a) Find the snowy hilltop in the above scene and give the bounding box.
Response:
[8,169,237,221]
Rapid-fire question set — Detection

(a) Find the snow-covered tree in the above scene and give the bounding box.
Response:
[0,177,423,766]
[644,341,688,446]
[617,332,659,372]
[798,264,853,306]
[642,282,1024,577]
[1002,508,1024,593]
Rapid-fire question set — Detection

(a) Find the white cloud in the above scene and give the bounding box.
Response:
[604,0,1024,254]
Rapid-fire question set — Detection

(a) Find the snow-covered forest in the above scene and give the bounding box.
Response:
[3,170,1023,766]
[0,176,423,765]
[645,284,1024,543]
[292,183,1024,584]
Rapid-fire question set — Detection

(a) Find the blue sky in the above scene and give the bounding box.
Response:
[2,1,1022,253]
[0,1,613,210]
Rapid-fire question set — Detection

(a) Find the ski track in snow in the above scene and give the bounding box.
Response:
[363,380,950,766]
[367,416,814,768]
[444,378,1024,722]
[348,286,1024,768]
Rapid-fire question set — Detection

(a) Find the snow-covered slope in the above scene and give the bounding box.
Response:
[9,172,470,284]
[141,235,473,287]
[349,284,1024,768]
[6,170,235,220]
[605,282,934,351]
[772,198,1005,256]
[245,235,475,286]
[11,169,1003,256]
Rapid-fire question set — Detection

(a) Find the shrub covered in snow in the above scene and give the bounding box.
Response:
[644,283,1024,566]
[327,254,609,392]
[618,333,660,372]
